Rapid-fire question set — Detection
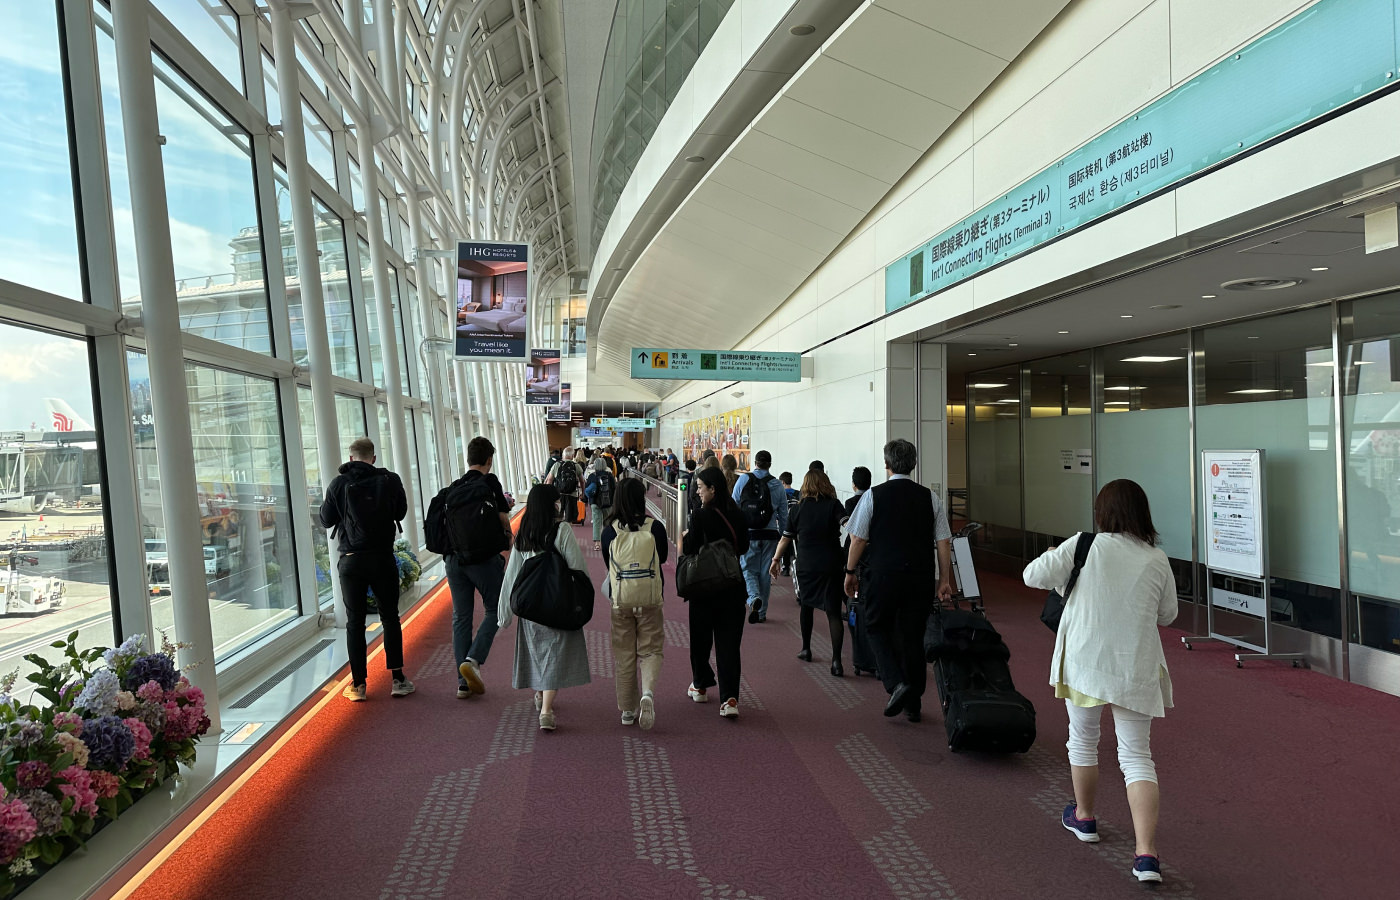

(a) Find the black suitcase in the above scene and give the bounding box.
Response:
[944,688,1036,753]
[847,599,879,677]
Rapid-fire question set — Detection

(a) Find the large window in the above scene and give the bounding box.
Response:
[0,325,112,698]
[0,3,83,300]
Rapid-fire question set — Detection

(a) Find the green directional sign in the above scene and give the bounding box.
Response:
[591,417,657,431]
[631,348,801,382]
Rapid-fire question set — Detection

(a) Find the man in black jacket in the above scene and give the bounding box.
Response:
[843,442,952,722]
[321,438,411,702]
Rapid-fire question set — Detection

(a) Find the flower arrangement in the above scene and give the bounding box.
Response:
[0,632,210,897]
[365,538,421,609]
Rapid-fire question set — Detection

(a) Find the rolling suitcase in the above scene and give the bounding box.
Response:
[847,599,879,677]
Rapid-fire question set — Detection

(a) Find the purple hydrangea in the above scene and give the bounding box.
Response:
[14,761,51,790]
[16,790,62,837]
[80,716,135,772]
[76,669,121,717]
[122,654,178,693]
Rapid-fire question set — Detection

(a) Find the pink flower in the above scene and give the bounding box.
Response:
[135,681,163,703]
[56,767,98,818]
[52,711,82,735]
[123,717,152,761]
[89,771,120,800]
[55,732,90,769]
[115,690,136,711]
[0,797,37,864]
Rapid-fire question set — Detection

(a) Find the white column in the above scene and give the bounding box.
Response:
[343,1,419,547]
[111,0,218,727]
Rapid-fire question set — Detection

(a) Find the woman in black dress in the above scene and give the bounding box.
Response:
[770,468,847,676]
[679,466,751,718]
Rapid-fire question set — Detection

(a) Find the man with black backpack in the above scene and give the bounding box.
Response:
[545,446,585,524]
[426,436,513,699]
[320,438,411,702]
[731,450,788,624]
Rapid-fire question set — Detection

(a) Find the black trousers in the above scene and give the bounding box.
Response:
[688,592,746,702]
[337,549,404,685]
[868,598,932,710]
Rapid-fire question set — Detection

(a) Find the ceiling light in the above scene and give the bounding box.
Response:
[1202,294,1217,299]
[1230,388,1279,394]
[789,23,816,35]
[1120,356,1183,363]
[1150,304,1182,310]
[1221,277,1301,292]
[971,383,1007,389]
[1311,266,1330,272]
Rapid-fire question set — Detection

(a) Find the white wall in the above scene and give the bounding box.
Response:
[659,0,1388,486]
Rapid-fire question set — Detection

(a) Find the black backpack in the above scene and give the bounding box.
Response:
[738,473,774,531]
[593,472,615,509]
[555,461,579,495]
[435,475,508,562]
[510,527,595,630]
[337,471,397,550]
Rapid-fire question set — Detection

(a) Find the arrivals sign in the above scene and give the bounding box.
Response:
[591,417,656,431]
[885,0,1399,313]
[455,241,529,361]
[630,348,801,382]
[1202,450,1266,581]
[545,383,572,423]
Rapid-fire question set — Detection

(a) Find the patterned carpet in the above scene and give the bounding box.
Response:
[130,526,1400,899]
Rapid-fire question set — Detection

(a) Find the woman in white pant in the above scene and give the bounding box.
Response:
[1023,479,1178,884]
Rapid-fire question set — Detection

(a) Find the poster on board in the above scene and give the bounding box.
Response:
[546,382,572,423]
[524,349,561,405]
[1202,449,1265,579]
[455,241,529,361]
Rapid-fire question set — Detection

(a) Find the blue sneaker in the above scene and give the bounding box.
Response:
[1132,855,1162,883]
[1062,804,1100,843]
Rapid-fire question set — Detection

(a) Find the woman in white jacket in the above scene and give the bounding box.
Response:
[1022,479,1178,884]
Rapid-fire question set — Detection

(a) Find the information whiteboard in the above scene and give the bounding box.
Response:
[1202,449,1266,579]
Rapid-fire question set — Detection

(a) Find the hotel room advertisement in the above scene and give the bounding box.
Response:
[546,383,572,422]
[455,241,529,361]
[681,407,751,468]
[525,349,561,405]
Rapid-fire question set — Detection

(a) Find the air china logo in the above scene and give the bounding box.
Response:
[52,412,73,432]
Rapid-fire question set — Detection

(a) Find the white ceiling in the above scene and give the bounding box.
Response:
[591,0,1073,395]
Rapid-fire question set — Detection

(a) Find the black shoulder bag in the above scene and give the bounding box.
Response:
[1040,532,1096,632]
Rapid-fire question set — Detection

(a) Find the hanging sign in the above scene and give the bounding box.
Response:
[455,241,529,361]
[524,349,561,405]
[545,383,572,423]
[630,348,801,382]
[1202,449,1266,579]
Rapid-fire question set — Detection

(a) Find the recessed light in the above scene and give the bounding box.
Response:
[1120,356,1183,363]
[1311,267,1330,272]
[1202,294,1217,299]
[1150,304,1182,310]
[1230,388,1279,394]
[1120,314,1134,319]
[685,155,705,163]
[789,23,816,35]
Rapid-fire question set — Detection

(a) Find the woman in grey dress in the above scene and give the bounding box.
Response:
[497,483,592,731]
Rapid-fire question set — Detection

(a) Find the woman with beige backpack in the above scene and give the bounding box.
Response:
[602,477,670,730]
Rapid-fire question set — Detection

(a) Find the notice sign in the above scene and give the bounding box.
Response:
[1203,449,1266,579]
[456,241,529,361]
[546,382,572,423]
[524,349,561,405]
[630,348,801,383]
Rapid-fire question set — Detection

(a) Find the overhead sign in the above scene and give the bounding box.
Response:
[591,417,657,431]
[545,382,572,423]
[630,348,801,382]
[455,240,529,361]
[525,349,561,405]
[885,0,1398,313]
[1203,449,1266,580]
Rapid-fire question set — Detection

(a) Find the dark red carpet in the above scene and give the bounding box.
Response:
[131,526,1399,899]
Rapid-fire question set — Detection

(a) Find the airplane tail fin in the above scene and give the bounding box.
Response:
[43,398,94,433]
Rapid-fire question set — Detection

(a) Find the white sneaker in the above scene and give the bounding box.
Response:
[391,678,416,698]
[719,698,739,719]
[459,659,485,695]
[687,684,708,703]
[621,710,637,726]
[638,693,655,731]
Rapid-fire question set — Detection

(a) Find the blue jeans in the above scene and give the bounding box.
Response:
[743,538,778,619]
[445,553,505,688]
